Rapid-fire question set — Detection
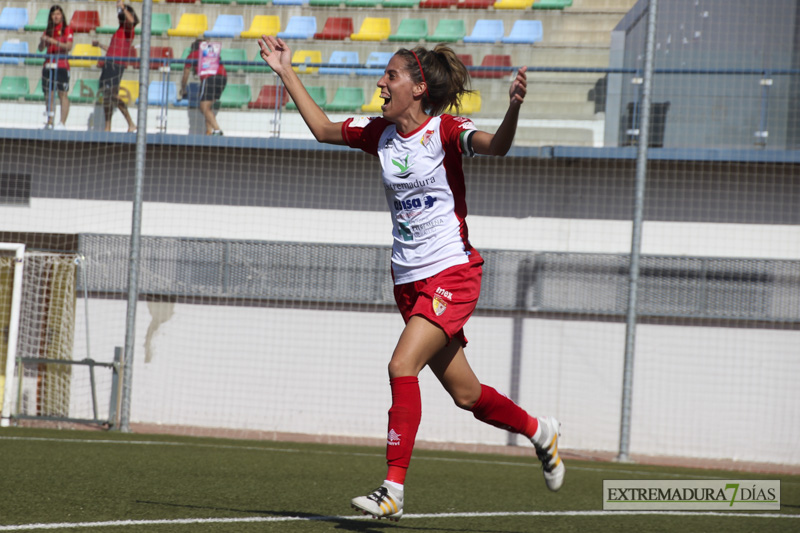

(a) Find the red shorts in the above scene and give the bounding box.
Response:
[393,250,483,346]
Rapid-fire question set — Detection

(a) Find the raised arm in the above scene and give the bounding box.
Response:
[258,35,345,145]
[471,66,527,157]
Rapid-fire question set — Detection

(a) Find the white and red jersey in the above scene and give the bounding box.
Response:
[342,114,478,284]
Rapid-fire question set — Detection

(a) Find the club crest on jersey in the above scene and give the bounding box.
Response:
[421,129,435,146]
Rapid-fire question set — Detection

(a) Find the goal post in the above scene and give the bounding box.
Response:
[0,243,25,427]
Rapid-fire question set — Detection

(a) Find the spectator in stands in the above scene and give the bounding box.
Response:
[258,35,563,521]
[92,1,139,133]
[180,39,227,136]
[38,5,73,130]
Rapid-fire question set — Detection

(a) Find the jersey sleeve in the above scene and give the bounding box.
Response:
[439,114,478,157]
[341,116,389,157]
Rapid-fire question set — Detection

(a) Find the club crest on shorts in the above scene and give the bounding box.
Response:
[432,295,447,316]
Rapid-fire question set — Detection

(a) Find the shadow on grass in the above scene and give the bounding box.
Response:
[135,499,529,533]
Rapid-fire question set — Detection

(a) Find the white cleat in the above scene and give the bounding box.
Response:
[350,483,403,521]
[532,416,565,492]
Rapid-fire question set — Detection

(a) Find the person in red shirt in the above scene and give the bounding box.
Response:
[92,1,138,132]
[180,39,227,135]
[38,5,73,129]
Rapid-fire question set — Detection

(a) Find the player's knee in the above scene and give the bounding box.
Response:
[451,392,479,411]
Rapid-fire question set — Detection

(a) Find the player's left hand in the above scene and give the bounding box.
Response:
[509,66,527,106]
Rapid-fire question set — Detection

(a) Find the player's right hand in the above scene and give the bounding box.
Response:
[258,35,292,75]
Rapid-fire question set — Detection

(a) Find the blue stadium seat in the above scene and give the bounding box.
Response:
[501,20,543,44]
[0,40,28,65]
[205,15,245,38]
[174,82,200,108]
[144,81,178,106]
[463,19,504,43]
[319,50,360,75]
[0,7,29,31]
[277,16,317,40]
[356,51,392,76]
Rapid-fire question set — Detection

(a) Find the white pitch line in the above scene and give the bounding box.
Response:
[0,510,798,531]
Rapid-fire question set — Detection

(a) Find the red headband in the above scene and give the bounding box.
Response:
[410,50,430,99]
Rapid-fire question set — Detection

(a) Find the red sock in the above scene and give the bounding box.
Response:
[471,384,538,438]
[385,376,421,485]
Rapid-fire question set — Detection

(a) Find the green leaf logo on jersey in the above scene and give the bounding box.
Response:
[391,154,413,179]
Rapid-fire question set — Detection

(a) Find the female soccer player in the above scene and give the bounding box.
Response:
[38,5,73,129]
[92,1,138,132]
[180,39,227,136]
[258,34,565,521]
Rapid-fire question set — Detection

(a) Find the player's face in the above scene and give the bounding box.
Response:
[377,55,423,121]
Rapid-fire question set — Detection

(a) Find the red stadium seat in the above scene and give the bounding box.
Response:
[419,0,458,8]
[457,0,495,8]
[70,10,100,33]
[457,54,473,67]
[314,17,354,40]
[166,0,198,3]
[248,85,289,109]
[472,54,511,79]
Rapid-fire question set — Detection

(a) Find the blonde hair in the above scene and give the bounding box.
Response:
[395,44,473,116]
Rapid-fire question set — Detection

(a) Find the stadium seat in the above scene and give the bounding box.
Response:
[324,87,364,112]
[314,17,354,40]
[457,0,495,8]
[457,53,473,67]
[248,85,288,109]
[362,88,383,113]
[0,40,28,65]
[205,15,244,38]
[241,49,272,73]
[350,18,391,42]
[171,47,191,71]
[69,79,100,103]
[472,53,511,79]
[236,0,271,4]
[144,80,178,106]
[134,13,172,36]
[241,15,280,39]
[69,44,102,68]
[419,0,457,8]
[389,18,428,42]
[174,82,199,107]
[463,19,504,43]
[356,51,392,76]
[533,0,572,7]
[345,0,383,6]
[502,20,543,44]
[0,76,30,100]
[447,90,481,114]
[287,86,326,110]
[278,16,317,40]
[309,0,343,6]
[383,0,420,6]
[274,0,309,4]
[25,79,45,101]
[25,50,46,66]
[219,83,252,108]
[427,19,466,42]
[494,0,534,8]
[202,0,234,4]
[291,49,322,74]
[167,14,208,37]
[118,80,139,104]
[70,11,100,33]
[25,9,49,32]
[141,46,174,70]
[220,48,247,73]
[319,50,359,75]
[166,0,196,4]
[0,8,28,31]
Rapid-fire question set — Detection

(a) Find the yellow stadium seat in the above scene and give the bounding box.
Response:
[291,50,322,74]
[350,18,391,42]
[493,0,535,8]
[167,14,208,37]
[69,44,102,68]
[362,88,383,113]
[446,91,481,115]
[241,15,280,39]
[118,80,139,105]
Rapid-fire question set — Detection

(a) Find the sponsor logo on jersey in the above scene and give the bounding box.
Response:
[435,287,453,300]
[391,154,413,179]
[387,428,402,446]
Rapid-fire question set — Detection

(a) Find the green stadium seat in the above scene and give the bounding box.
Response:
[202,0,235,4]
[236,0,271,4]
[323,87,365,112]
[389,18,428,42]
[69,79,100,104]
[0,76,30,100]
[136,13,172,36]
[219,83,252,108]
[383,0,420,7]
[309,0,342,5]
[287,86,326,110]
[25,8,49,32]
[241,50,272,73]
[427,19,466,43]
[171,47,191,72]
[25,50,46,66]
[220,48,247,74]
[25,79,45,101]
[533,0,572,8]
[345,0,382,6]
